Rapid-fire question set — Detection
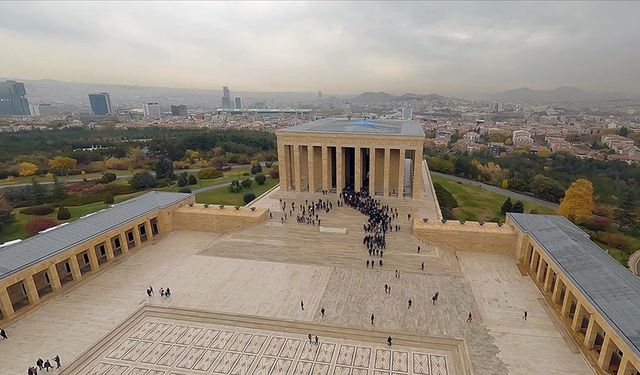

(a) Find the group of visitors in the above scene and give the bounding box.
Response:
[146,285,171,298]
[28,356,60,374]
[279,198,333,226]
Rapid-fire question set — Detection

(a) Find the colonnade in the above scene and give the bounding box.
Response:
[522,244,640,375]
[278,143,423,198]
[0,217,161,321]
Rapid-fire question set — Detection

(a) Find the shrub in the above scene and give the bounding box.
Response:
[178,187,192,193]
[129,171,157,190]
[242,172,250,176]
[264,161,273,168]
[433,183,458,209]
[270,166,279,179]
[228,180,242,193]
[241,178,253,189]
[20,204,55,216]
[103,192,115,204]
[188,175,197,185]
[25,217,59,236]
[243,192,256,204]
[99,172,117,184]
[177,173,188,187]
[57,206,71,220]
[512,200,524,213]
[250,164,262,174]
[255,174,266,185]
[585,215,611,231]
[596,232,631,250]
[197,168,223,180]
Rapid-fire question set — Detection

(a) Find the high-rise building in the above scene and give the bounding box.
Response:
[37,103,59,117]
[88,93,113,116]
[143,102,161,120]
[0,80,30,116]
[170,104,187,117]
[221,86,231,108]
[234,97,242,109]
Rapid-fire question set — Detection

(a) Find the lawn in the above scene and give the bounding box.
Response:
[0,169,147,186]
[166,167,273,192]
[431,174,556,222]
[195,177,279,206]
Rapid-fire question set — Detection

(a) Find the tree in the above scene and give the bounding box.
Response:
[501,198,513,214]
[614,190,638,231]
[512,200,525,213]
[57,206,71,220]
[255,174,266,185]
[100,172,117,184]
[243,192,256,204]
[155,158,174,179]
[500,179,509,190]
[198,168,223,180]
[129,171,157,190]
[251,164,262,174]
[531,175,565,203]
[0,205,15,232]
[25,217,59,236]
[48,156,77,174]
[51,176,67,202]
[228,179,242,193]
[29,178,47,205]
[19,162,38,177]
[618,126,629,137]
[241,178,253,189]
[177,172,189,187]
[103,192,115,204]
[188,175,197,185]
[178,187,192,193]
[558,178,594,222]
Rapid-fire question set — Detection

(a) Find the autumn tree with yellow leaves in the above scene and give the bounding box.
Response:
[558,178,594,222]
[18,162,39,177]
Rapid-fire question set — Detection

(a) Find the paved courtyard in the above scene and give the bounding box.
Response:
[0,191,592,375]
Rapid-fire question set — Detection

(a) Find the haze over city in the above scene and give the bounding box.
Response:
[1,1,639,97]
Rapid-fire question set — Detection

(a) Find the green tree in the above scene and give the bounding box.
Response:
[501,197,513,214]
[177,172,188,187]
[241,178,253,189]
[129,171,157,190]
[188,175,197,185]
[532,175,564,203]
[103,192,115,204]
[0,208,15,232]
[51,176,68,202]
[618,126,629,137]
[243,192,256,204]
[99,172,117,184]
[255,174,266,185]
[512,200,525,213]
[614,190,638,231]
[57,206,71,220]
[250,164,262,174]
[155,158,174,179]
[228,180,242,193]
[29,178,47,205]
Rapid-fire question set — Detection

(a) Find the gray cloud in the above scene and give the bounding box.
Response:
[0,1,638,96]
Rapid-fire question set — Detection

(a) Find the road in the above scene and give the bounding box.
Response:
[429,170,559,210]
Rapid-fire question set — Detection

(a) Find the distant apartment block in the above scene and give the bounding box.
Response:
[234,97,242,109]
[221,86,231,109]
[170,104,187,117]
[88,93,113,116]
[0,80,30,116]
[143,102,161,120]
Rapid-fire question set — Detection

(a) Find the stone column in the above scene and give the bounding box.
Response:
[88,248,100,271]
[120,233,129,255]
[69,256,82,281]
[133,227,142,248]
[369,147,376,194]
[336,146,343,194]
[24,276,40,305]
[0,287,15,319]
[529,251,538,272]
[560,290,572,317]
[293,145,302,192]
[322,145,329,191]
[412,149,423,198]
[544,268,553,293]
[584,317,598,349]
[597,335,615,370]
[536,258,546,283]
[383,148,390,197]
[105,239,115,261]
[277,143,289,191]
[48,263,62,292]
[307,145,315,193]
[354,147,361,192]
[552,278,563,305]
[616,356,632,375]
[571,303,584,331]
[398,149,405,198]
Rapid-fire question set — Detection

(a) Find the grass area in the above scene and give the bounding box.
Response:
[195,177,279,206]
[166,166,273,192]
[431,174,555,222]
[0,169,146,186]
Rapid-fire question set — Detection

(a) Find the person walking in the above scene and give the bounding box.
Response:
[467,312,473,322]
[149,286,154,295]
[315,336,319,345]
[146,288,152,297]
[387,336,392,346]
[421,262,424,271]
[417,246,421,254]
[384,284,388,294]
[432,292,439,305]
[408,299,412,309]
[321,308,325,318]
[371,314,375,325]
[53,355,61,368]
[43,360,52,372]
[366,260,370,268]
[301,300,304,311]
[522,311,528,320]
[308,333,313,343]
[36,359,43,371]
[0,328,7,340]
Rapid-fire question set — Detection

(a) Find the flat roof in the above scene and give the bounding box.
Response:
[508,213,640,358]
[0,191,191,279]
[278,117,425,137]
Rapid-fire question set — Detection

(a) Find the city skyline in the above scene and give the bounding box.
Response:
[0,2,639,96]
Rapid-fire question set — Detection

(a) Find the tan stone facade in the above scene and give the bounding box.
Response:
[508,216,640,375]
[412,220,518,255]
[276,131,424,198]
[0,196,269,324]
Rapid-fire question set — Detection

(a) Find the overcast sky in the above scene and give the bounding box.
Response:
[0,1,639,96]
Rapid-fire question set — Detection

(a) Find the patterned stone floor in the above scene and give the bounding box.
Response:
[73,315,450,375]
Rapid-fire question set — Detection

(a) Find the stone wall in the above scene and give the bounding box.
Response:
[412,220,517,255]
[171,204,268,233]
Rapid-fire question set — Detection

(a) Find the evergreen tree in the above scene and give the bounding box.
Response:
[614,190,638,231]
[501,197,513,214]
[513,200,525,213]
[57,206,71,220]
[155,158,174,179]
[177,172,188,187]
[188,174,197,185]
[29,178,46,205]
[51,176,67,202]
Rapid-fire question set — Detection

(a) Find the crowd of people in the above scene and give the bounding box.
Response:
[27,356,61,374]
[146,285,172,298]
